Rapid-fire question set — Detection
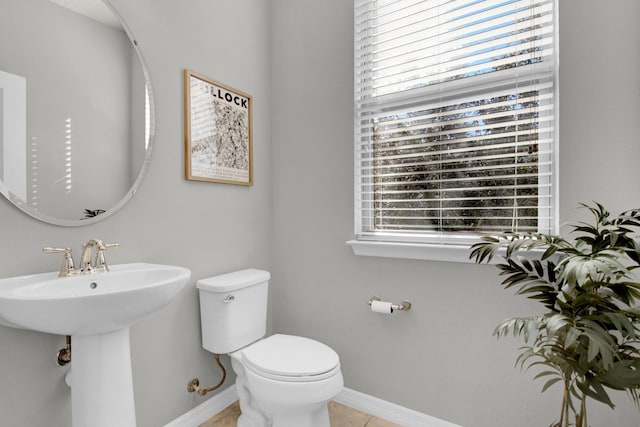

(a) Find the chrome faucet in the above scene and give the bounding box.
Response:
[80,239,120,273]
[44,239,119,277]
[80,239,106,273]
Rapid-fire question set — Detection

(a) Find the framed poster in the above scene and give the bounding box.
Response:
[184,69,253,185]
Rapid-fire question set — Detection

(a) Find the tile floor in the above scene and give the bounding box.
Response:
[199,401,401,427]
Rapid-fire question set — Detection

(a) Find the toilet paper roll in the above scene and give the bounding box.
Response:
[371,300,394,314]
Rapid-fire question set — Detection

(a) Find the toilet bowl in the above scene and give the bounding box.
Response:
[231,334,343,427]
[196,270,344,427]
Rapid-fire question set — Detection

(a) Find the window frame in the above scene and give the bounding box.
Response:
[349,0,559,263]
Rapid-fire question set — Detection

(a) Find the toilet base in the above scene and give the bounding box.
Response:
[236,414,263,427]
[269,406,330,427]
[235,379,268,427]
[230,352,341,427]
[236,401,330,427]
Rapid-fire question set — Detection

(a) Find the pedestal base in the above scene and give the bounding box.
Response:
[71,328,136,427]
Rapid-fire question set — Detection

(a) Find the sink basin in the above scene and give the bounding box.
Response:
[0,262,191,335]
[0,262,191,426]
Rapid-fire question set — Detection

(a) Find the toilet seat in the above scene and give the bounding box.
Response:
[241,334,340,382]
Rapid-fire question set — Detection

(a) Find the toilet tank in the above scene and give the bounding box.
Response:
[196,269,270,354]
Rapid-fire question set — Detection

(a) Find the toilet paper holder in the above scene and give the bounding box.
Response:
[368,295,412,312]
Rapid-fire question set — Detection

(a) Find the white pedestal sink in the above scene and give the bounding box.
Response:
[0,263,191,427]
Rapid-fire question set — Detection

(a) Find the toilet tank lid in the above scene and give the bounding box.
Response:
[197,269,270,292]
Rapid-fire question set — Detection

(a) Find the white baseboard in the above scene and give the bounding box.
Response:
[164,385,462,427]
[164,385,238,427]
[334,387,463,427]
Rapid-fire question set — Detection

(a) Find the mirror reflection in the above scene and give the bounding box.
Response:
[0,0,152,225]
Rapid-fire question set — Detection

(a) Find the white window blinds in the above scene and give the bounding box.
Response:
[354,0,557,243]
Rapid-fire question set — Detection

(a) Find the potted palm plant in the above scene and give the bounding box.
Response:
[470,203,640,427]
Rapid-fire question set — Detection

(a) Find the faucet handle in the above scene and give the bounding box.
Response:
[43,247,75,277]
[95,242,120,272]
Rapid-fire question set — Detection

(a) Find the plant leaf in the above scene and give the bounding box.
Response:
[577,380,615,409]
[541,377,563,393]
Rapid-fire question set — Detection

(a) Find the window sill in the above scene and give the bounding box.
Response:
[346,239,479,264]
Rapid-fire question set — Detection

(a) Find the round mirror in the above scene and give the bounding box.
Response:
[0,0,153,226]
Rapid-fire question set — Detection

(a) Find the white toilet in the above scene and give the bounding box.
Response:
[197,269,343,427]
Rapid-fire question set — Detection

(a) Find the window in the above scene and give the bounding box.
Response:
[350,0,558,261]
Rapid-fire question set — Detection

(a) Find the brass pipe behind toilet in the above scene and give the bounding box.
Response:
[187,353,226,396]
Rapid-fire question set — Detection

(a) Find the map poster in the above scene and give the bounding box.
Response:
[184,69,253,185]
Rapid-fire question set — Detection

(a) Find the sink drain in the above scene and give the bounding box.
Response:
[89,282,98,289]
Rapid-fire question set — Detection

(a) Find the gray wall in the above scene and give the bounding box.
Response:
[0,1,639,427]
[271,1,640,427]
[0,0,271,426]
